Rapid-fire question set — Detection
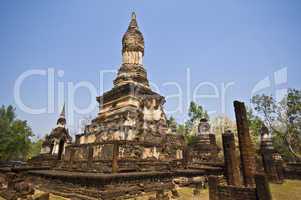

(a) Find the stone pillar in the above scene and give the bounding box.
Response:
[234,101,256,186]
[112,143,119,173]
[208,176,219,200]
[275,156,285,182]
[6,173,16,190]
[182,146,190,169]
[255,174,272,200]
[222,131,241,186]
[261,149,278,182]
[260,125,284,183]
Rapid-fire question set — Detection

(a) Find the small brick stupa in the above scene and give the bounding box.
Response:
[189,118,221,164]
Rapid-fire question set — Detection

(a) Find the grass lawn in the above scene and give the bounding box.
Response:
[177,187,208,200]
[270,180,301,200]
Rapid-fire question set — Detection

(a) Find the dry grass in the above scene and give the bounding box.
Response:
[270,180,301,200]
[175,180,301,200]
[177,187,209,200]
[0,180,300,200]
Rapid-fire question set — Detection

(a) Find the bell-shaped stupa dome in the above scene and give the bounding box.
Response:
[122,12,144,55]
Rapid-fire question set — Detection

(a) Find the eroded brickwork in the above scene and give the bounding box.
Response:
[234,101,256,187]
[208,174,271,200]
[222,131,241,186]
[254,174,272,200]
[260,125,284,183]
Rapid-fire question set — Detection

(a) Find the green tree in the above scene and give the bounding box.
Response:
[188,101,209,123]
[0,105,34,160]
[176,102,209,144]
[28,138,43,159]
[186,101,209,135]
[166,116,176,128]
[246,107,263,148]
[251,89,301,161]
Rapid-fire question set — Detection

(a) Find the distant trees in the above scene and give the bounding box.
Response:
[185,101,209,134]
[251,89,301,161]
[211,115,236,148]
[28,139,43,159]
[172,89,301,162]
[171,101,209,144]
[166,116,177,129]
[246,107,263,148]
[0,105,41,160]
[2,87,299,162]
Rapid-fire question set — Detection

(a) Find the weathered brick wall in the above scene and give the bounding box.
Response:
[217,185,256,200]
[209,176,256,200]
[208,174,272,200]
[284,162,301,179]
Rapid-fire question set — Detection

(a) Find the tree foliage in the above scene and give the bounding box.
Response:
[175,102,209,144]
[28,139,43,159]
[186,101,209,135]
[246,107,263,148]
[251,89,301,161]
[166,116,176,128]
[0,105,36,160]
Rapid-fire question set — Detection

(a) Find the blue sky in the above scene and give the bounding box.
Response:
[0,0,300,138]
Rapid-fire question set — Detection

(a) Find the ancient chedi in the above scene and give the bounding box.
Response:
[41,105,72,159]
[60,12,185,173]
[189,118,220,164]
[80,12,169,142]
[29,105,72,166]
[260,124,284,183]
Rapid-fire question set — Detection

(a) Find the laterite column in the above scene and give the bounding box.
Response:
[234,101,256,186]
[222,131,241,186]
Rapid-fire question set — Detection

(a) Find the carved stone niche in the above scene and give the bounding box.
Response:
[138,96,168,136]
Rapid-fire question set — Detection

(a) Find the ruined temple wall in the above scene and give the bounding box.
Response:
[78,134,96,144]
[284,162,301,179]
[217,185,256,200]
[64,142,183,162]
[188,134,221,163]
[99,95,140,116]
[208,175,271,200]
[77,129,138,144]
[60,141,184,173]
[64,144,113,162]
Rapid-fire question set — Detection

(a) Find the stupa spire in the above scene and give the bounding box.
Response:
[128,12,138,30]
[57,104,66,126]
[114,12,149,88]
[122,12,144,58]
[60,104,65,118]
